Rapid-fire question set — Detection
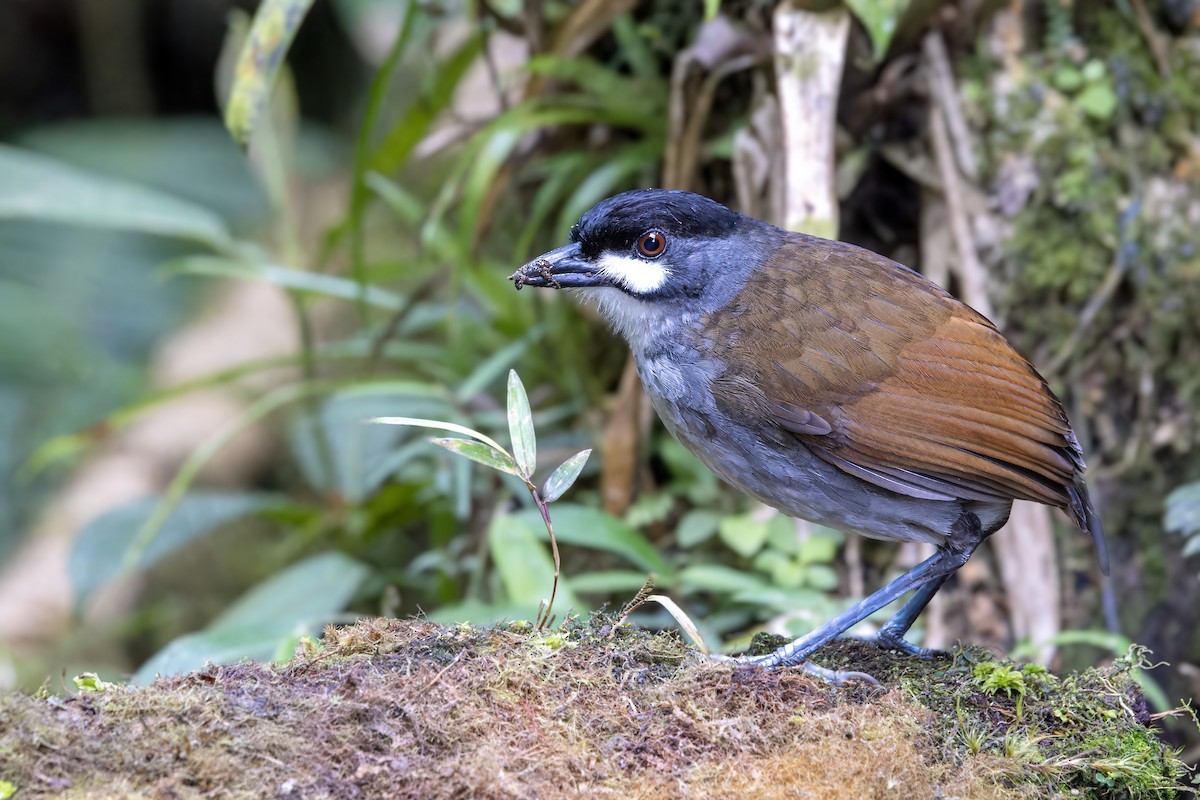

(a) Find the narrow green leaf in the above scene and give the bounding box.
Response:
[120,380,338,578]
[612,15,663,89]
[455,326,546,403]
[0,145,231,247]
[291,391,448,500]
[506,370,536,479]
[346,0,422,323]
[371,32,484,173]
[511,152,592,261]
[520,56,668,131]
[370,415,509,461]
[367,172,460,257]
[431,438,520,476]
[553,141,660,236]
[541,449,591,503]
[224,0,317,145]
[162,255,404,311]
[456,127,522,245]
[27,375,447,478]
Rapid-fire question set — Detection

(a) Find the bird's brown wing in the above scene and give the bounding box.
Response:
[703,235,1083,513]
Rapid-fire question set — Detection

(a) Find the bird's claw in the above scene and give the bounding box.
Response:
[712,652,880,686]
[853,631,939,659]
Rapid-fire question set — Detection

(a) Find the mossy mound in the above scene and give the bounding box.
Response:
[0,615,1189,799]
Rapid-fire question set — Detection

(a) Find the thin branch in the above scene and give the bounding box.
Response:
[922,30,978,181]
[1129,0,1171,78]
[928,101,989,316]
[1045,256,1125,378]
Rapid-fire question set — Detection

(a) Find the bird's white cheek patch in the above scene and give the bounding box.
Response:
[597,253,669,294]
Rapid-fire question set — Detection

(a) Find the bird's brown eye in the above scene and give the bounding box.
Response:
[636,230,667,258]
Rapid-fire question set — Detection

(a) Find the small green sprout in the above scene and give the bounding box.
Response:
[974,662,1026,697]
[372,370,591,629]
[974,661,1029,720]
[73,672,119,692]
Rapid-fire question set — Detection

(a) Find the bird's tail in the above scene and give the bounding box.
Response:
[1067,478,1109,576]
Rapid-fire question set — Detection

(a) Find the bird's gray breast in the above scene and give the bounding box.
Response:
[631,338,968,547]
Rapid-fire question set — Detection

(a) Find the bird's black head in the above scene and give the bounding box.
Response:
[509,189,759,303]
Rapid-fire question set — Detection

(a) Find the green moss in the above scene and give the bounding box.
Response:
[971,6,1200,323]
[0,617,1189,799]
[810,641,1190,799]
[973,661,1028,698]
[1075,729,1184,798]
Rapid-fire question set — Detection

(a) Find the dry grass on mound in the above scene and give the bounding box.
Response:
[0,615,1188,799]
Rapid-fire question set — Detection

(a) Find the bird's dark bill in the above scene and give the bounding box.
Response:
[508,243,599,290]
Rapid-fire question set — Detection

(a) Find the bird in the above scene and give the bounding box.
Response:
[508,188,1108,676]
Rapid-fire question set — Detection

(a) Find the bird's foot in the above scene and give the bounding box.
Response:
[798,660,881,686]
[854,630,939,658]
[713,652,880,686]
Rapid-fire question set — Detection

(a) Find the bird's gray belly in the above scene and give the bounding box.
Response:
[635,354,976,547]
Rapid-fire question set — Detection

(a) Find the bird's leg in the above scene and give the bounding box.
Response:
[734,549,949,670]
[736,512,986,672]
[856,573,951,657]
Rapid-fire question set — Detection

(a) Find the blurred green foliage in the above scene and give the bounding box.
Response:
[965,6,1200,684]
[1166,482,1200,560]
[0,0,865,684]
[2,1,1195,711]
[0,121,269,563]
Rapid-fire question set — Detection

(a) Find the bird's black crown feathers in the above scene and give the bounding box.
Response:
[569,189,743,257]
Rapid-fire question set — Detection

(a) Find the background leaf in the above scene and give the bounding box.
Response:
[512,503,671,577]
[844,0,909,60]
[290,389,448,500]
[133,551,370,684]
[0,145,231,247]
[488,514,582,612]
[211,551,370,629]
[162,256,404,311]
[676,510,720,548]
[224,0,317,145]
[718,513,771,559]
[70,492,280,608]
[678,564,772,595]
[1165,482,1200,537]
[132,622,304,686]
